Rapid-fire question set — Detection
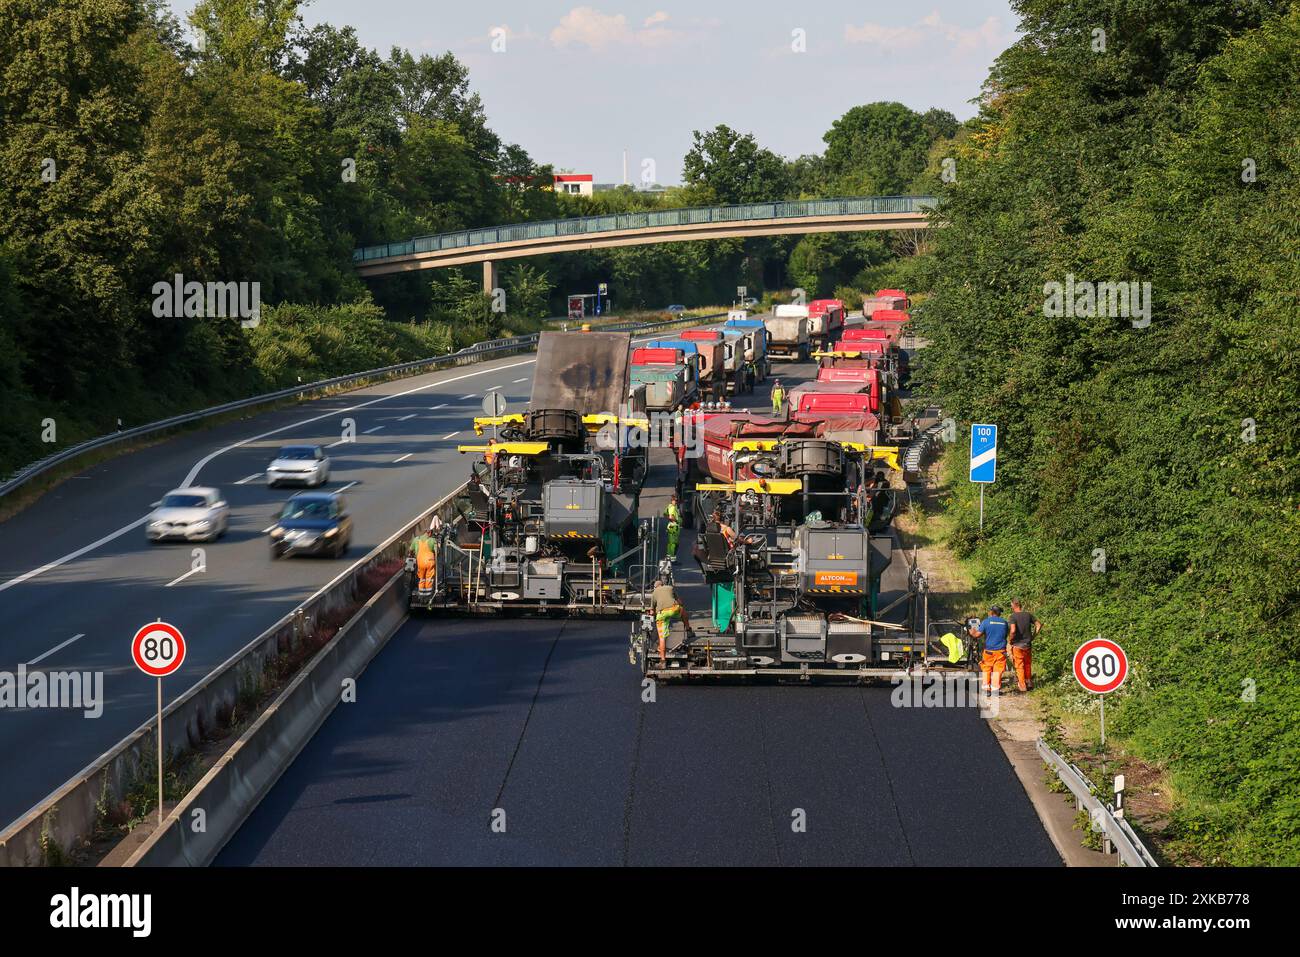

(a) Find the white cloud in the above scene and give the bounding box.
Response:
[845,10,1009,53]
[550,6,679,49]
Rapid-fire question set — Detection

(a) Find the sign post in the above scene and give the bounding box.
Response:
[482,391,507,443]
[1072,637,1128,747]
[131,620,187,826]
[969,423,997,533]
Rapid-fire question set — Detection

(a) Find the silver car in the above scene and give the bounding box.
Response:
[146,487,229,543]
[266,444,330,488]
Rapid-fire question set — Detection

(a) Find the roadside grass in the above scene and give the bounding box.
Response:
[923,442,1300,865]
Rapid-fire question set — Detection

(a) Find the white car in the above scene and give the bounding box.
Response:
[146,487,229,543]
[266,445,330,487]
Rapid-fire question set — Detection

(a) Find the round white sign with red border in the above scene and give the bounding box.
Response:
[131,622,187,677]
[1072,637,1127,694]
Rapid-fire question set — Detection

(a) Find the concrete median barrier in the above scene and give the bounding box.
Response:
[124,571,408,866]
[0,485,468,867]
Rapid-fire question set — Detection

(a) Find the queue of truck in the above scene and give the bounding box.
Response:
[406,292,956,680]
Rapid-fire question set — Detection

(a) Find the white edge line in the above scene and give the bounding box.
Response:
[336,481,358,492]
[441,431,459,440]
[234,473,262,485]
[27,633,85,666]
[393,453,413,463]
[3,335,670,593]
[362,425,385,434]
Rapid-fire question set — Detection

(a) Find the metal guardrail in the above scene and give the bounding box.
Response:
[1037,738,1159,867]
[0,312,721,502]
[352,195,940,263]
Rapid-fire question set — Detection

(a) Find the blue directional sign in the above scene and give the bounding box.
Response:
[970,423,997,483]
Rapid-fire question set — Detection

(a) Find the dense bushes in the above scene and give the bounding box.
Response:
[913,1,1300,863]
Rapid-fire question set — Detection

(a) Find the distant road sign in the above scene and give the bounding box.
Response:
[482,391,507,417]
[970,423,997,483]
[131,622,186,677]
[598,282,608,296]
[1073,638,1128,694]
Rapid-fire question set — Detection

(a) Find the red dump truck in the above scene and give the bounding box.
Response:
[806,299,846,348]
[862,289,909,314]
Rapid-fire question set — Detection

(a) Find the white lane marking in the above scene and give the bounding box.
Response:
[165,567,202,588]
[397,413,416,421]
[512,377,528,383]
[336,481,358,492]
[429,403,447,410]
[363,425,385,434]
[441,431,460,440]
[392,453,413,463]
[27,634,85,666]
[235,473,262,485]
[485,384,502,391]
[1,340,642,594]
[0,517,150,594]
[326,437,351,448]
[459,393,476,400]
[177,356,535,488]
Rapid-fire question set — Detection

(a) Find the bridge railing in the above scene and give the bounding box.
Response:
[353,195,939,263]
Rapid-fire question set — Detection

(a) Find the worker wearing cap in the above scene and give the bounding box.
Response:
[651,578,685,663]
[969,606,1011,694]
[771,380,785,416]
[664,493,681,563]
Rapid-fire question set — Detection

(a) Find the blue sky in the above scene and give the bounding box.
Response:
[167,1,1020,184]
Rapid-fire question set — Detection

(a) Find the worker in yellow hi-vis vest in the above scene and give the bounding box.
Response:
[771,380,785,416]
[665,493,681,563]
[651,578,684,664]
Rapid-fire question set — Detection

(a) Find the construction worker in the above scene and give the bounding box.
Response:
[771,379,785,416]
[710,508,738,549]
[969,605,1011,695]
[744,359,757,393]
[651,577,686,663]
[484,437,499,467]
[665,493,681,562]
[409,522,439,591]
[1008,599,1042,692]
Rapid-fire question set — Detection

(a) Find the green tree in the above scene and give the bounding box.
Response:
[681,125,793,204]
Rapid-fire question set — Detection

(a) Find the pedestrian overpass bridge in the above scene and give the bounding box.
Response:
[352,195,938,289]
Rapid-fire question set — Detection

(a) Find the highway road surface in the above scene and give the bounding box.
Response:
[218,345,1060,866]
[0,347,575,828]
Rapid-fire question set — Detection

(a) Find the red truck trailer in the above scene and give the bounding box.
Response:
[806,299,846,348]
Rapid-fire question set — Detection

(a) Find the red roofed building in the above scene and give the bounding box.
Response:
[554,173,594,196]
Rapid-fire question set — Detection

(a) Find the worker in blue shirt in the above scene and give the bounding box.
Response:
[969,605,1011,694]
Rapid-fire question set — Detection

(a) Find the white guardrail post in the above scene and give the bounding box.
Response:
[1036,738,1158,867]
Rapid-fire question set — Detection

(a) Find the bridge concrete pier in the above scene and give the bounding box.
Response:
[482,259,498,294]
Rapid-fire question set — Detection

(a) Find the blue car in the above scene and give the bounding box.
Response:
[269,491,353,559]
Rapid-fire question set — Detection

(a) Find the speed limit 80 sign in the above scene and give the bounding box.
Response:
[1073,637,1128,694]
[131,622,187,677]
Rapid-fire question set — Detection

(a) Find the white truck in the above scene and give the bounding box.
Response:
[765,305,811,361]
